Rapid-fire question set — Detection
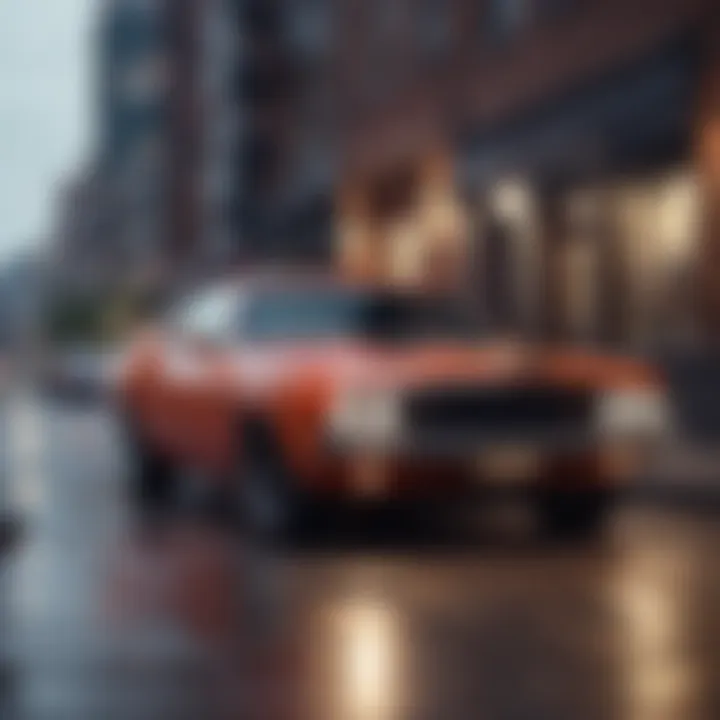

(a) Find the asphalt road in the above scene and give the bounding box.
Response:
[2,397,720,719]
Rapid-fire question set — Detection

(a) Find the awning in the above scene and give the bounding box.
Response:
[458,37,699,187]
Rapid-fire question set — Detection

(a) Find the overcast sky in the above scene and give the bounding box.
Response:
[0,0,97,263]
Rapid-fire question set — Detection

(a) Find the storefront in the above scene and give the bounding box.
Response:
[464,170,700,345]
[457,37,704,347]
[336,151,469,291]
[332,33,718,348]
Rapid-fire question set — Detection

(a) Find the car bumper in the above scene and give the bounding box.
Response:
[317,432,652,501]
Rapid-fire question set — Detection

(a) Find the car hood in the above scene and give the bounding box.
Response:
[236,340,662,395]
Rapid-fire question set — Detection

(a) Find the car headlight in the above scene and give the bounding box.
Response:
[596,389,673,440]
[330,388,402,445]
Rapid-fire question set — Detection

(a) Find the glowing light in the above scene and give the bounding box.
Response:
[330,596,403,720]
[611,547,697,720]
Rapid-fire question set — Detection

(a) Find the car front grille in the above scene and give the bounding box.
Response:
[403,385,595,443]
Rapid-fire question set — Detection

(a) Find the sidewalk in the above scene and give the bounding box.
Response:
[660,348,720,441]
[626,349,720,508]
[0,374,23,558]
[636,441,720,509]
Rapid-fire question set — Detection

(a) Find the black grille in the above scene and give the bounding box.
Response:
[404,385,594,441]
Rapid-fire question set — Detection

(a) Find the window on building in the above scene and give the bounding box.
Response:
[360,1,410,106]
[417,0,453,61]
[244,0,281,38]
[375,0,405,42]
[535,0,578,21]
[285,0,332,57]
[482,0,530,46]
[120,55,167,105]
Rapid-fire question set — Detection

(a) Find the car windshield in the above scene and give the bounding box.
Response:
[243,289,481,342]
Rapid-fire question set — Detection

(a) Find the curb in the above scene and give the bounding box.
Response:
[627,486,720,514]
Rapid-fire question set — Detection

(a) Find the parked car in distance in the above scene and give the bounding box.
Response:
[41,346,120,403]
[114,272,672,540]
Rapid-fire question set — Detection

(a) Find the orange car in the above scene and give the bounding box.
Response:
[115,272,672,539]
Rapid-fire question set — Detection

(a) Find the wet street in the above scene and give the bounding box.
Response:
[2,395,720,719]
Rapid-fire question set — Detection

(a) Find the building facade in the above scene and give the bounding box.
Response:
[97,0,167,287]
[51,169,108,291]
[161,0,336,279]
[334,0,720,347]
[230,0,336,265]
[198,0,238,271]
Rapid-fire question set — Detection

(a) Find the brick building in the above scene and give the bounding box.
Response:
[335,0,720,347]
[231,0,336,264]
[162,0,336,278]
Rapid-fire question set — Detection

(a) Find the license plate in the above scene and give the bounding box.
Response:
[475,446,541,483]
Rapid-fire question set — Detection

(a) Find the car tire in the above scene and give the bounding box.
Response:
[123,420,175,511]
[238,422,313,544]
[536,488,614,541]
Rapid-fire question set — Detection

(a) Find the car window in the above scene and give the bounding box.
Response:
[169,287,243,343]
[241,289,481,342]
[242,290,360,341]
[363,294,480,340]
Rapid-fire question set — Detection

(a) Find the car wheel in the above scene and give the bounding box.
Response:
[238,423,312,544]
[536,488,614,541]
[123,420,175,511]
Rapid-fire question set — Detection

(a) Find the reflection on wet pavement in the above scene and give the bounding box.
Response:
[2,400,720,719]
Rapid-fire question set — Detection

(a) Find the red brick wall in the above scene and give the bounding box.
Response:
[458,0,709,127]
[340,0,714,173]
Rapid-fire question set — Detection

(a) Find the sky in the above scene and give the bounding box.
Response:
[0,0,96,263]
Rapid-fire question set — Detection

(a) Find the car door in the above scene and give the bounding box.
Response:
[124,326,170,448]
[164,287,243,472]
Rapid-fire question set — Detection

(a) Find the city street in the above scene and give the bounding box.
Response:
[1,395,720,719]
[3,0,720,717]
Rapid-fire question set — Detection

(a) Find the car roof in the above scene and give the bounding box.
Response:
[190,267,444,301]
[223,268,383,295]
